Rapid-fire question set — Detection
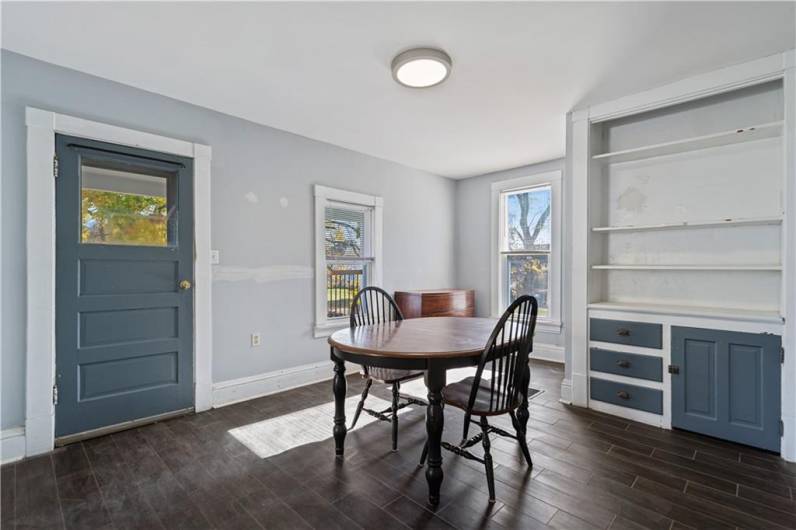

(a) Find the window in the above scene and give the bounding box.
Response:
[314,185,382,337]
[492,170,561,333]
[81,160,175,247]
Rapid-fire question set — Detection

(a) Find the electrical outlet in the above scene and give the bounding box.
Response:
[210,250,220,265]
[251,333,262,347]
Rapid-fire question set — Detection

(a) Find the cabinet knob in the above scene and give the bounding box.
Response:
[616,391,631,400]
[616,360,631,369]
[179,279,192,290]
[616,328,631,337]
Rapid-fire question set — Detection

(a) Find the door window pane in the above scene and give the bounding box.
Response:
[506,254,549,317]
[504,185,551,251]
[81,162,173,246]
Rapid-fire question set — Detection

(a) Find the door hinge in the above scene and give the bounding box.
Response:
[782,347,785,364]
[53,154,59,178]
[52,384,59,405]
[668,364,680,375]
[780,420,784,437]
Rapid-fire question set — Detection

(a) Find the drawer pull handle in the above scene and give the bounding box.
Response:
[616,328,631,337]
[617,391,631,400]
[616,360,631,368]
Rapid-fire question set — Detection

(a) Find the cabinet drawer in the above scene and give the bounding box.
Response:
[590,348,663,382]
[590,318,662,349]
[590,377,663,414]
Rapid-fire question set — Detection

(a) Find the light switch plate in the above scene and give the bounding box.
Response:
[210,250,220,264]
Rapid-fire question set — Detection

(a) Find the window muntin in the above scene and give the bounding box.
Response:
[500,184,552,318]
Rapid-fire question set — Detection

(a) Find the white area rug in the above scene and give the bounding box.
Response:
[228,395,410,459]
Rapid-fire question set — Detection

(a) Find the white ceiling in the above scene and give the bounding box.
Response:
[3,2,794,178]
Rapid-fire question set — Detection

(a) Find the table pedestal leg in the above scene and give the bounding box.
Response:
[425,364,445,505]
[332,349,347,457]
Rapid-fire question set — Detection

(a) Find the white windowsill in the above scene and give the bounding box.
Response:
[488,317,562,335]
[314,321,349,339]
[536,321,563,334]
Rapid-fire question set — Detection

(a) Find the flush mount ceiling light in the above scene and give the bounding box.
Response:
[391,48,452,88]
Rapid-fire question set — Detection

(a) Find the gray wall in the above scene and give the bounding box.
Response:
[1,51,456,430]
[454,157,569,354]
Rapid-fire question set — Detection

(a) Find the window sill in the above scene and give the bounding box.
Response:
[536,320,563,335]
[491,317,562,335]
[314,321,349,339]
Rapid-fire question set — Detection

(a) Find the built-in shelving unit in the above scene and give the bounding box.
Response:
[592,121,782,164]
[592,216,782,233]
[570,53,794,455]
[587,80,785,316]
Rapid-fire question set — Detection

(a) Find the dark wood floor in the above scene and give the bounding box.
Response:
[3,360,796,530]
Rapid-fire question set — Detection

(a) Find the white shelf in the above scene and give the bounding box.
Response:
[592,216,782,233]
[592,121,783,164]
[588,301,783,324]
[592,264,782,271]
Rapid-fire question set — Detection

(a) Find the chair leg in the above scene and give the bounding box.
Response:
[391,381,400,451]
[419,441,428,466]
[350,378,372,430]
[510,410,533,468]
[480,416,496,503]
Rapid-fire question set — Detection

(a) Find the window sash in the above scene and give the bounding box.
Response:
[499,183,552,253]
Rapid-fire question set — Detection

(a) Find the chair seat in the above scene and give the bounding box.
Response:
[364,366,424,383]
[442,377,520,416]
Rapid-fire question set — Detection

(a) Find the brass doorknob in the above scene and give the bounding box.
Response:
[179,280,192,290]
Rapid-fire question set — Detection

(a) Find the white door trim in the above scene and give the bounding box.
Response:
[24,107,213,457]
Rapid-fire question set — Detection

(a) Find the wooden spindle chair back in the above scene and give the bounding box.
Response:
[350,286,404,327]
[461,295,538,441]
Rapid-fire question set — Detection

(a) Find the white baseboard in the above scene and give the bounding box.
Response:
[212,361,334,408]
[2,427,26,464]
[531,343,565,364]
[559,378,573,405]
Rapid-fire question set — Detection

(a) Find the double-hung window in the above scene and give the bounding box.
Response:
[492,170,562,333]
[314,185,382,337]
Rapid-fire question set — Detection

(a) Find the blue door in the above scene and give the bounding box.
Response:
[671,326,781,452]
[55,135,194,439]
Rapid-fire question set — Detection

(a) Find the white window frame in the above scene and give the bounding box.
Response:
[314,185,383,338]
[490,170,562,334]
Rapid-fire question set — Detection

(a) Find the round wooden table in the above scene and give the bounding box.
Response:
[328,317,532,506]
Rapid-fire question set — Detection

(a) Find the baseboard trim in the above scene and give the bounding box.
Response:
[559,378,573,405]
[2,427,26,464]
[212,361,334,408]
[531,343,565,364]
[213,344,563,409]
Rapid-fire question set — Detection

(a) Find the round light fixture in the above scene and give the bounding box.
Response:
[391,48,452,88]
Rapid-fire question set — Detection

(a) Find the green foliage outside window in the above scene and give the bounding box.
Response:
[81,190,168,246]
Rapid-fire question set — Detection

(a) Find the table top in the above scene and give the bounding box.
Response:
[328,317,496,359]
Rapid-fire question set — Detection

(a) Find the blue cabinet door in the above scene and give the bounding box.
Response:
[55,135,194,438]
[671,326,781,452]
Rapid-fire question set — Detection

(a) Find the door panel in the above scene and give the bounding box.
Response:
[682,338,717,419]
[55,134,194,438]
[80,258,178,295]
[672,326,781,452]
[728,343,762,427]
